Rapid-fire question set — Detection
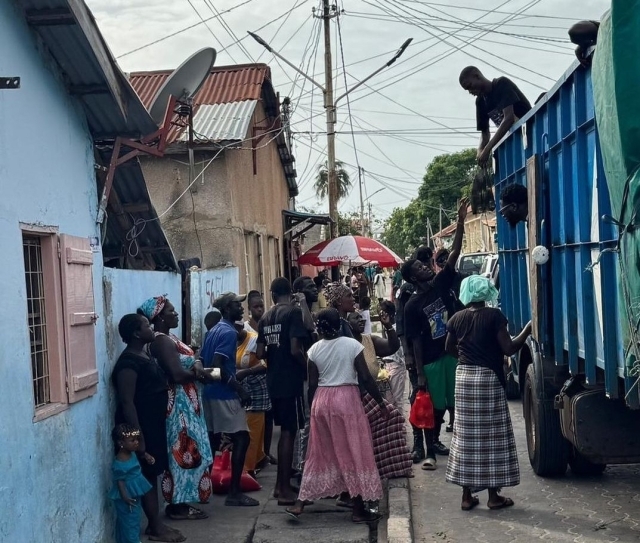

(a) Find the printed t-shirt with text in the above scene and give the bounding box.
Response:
[257,303,309,399]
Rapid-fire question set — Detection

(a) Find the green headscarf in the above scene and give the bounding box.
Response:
[459,275,499,306]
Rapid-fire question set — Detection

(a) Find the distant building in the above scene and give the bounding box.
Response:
[129,64,297,296]
[432,209,496,253]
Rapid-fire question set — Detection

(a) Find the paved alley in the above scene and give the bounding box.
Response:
[410,401,640,543]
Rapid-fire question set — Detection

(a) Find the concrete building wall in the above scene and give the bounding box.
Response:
[140,100,290,295]
[102,268,182,361]
[0,3,110,540]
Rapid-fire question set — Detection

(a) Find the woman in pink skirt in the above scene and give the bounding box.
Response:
[286,308,388,523]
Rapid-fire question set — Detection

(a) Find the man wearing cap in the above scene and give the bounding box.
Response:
[200,292,258,507]
[256,277,310,505]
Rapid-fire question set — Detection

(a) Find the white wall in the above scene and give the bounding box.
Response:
[189,267,240,346]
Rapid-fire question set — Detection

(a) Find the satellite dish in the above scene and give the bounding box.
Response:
[148,47,216,125]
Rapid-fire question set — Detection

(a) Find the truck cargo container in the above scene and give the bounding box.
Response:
[493,10,640,476]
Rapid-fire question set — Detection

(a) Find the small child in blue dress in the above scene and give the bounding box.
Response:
[109,424,154,543]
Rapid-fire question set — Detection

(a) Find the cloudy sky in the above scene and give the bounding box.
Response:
[87,0,608,222]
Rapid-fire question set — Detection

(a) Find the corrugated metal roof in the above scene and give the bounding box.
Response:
[19,0,157,138]
[17,0,176,270]
[178,101,257,142]
[130,63,298,196]
[129,64,269,109]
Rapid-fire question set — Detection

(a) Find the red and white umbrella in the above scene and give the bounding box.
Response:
[298,235,403,267]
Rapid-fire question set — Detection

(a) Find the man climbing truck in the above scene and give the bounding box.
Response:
[493,6,640,477]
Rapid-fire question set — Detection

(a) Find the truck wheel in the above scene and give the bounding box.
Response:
[523,364,568,476]
[569,450,606,476]
[505,370,520,400]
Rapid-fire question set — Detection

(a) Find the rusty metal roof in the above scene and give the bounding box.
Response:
[129,63,298,197]
[129,64,270,109]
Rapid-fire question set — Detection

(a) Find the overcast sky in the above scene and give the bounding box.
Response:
[87,0,609,222]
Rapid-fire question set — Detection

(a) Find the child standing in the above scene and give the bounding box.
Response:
[109,424,153,543]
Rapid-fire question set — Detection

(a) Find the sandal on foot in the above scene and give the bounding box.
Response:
[285,508,302,520]
[421,458,437,471]
[225,494,260,507]
[461,496,479,511]
[165,506,208,520]
[352,512,382,524]
[488,497,514,510]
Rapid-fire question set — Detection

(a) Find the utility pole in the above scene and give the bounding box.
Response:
[368,202,373,238]
[248,23,412,241]
[439,204,443,237]
[322,0,339,240]
[359,166,365,236]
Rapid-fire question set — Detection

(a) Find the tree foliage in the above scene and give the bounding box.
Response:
[314,160,352,201]
[381,148,476,258]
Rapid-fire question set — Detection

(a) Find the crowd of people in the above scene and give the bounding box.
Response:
[107,200,532,541]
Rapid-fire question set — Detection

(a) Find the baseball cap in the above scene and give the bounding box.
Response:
[213,292,247,311]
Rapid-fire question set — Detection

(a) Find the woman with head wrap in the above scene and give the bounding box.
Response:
[325,282,356,337]
[138,296,215,522]
[444,276,531,512]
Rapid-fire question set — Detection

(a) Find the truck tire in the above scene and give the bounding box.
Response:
[569,450,606,476]
[505,370,520,400]
[523,364,568,476]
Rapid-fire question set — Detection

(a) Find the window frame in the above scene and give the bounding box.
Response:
[21,224,69,422]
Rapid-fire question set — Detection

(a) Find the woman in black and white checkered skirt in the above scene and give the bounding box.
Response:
[444,275,531,511]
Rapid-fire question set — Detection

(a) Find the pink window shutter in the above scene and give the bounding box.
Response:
[59,234,99,403]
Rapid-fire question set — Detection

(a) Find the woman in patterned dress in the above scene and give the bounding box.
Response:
[347,311,413,481]
[138,296,214,521]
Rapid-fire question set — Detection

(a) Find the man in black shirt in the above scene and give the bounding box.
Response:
[402,198,468,470]
[256,278,309,505]
[459,66,532,166]
[397,245,433,463]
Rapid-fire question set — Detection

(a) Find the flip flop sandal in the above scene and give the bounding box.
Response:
[285,508,302,520]
[421,458,437,471]
[461,496,480,511]
[488,497,514,510]
[225,495,260,507]
[165,506,209,521]
[352,512,382,524]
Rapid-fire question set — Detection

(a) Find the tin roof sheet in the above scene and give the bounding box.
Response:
[178,101,257,143]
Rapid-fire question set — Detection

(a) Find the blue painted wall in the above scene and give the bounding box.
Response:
[0,3,180,541]
[103,268,182,363]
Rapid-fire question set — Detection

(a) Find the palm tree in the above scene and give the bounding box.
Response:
[314,160,352,201]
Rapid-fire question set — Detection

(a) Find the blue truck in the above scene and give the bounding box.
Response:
[493,12,640,476]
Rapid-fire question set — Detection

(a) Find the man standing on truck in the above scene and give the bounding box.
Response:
[459,67,532,166]
[402,199,469,470]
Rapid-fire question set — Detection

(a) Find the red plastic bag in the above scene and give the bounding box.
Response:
[210,450,261,494]
[409,391,435,429]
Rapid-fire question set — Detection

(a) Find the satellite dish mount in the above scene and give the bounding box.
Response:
[97,48,217,224]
